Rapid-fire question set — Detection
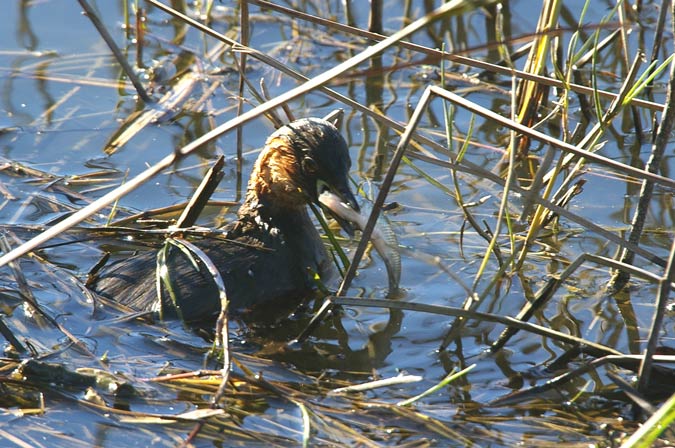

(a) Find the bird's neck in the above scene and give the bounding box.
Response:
[240,141,306,219]
[236,152,323,261]
[232,140,335,285]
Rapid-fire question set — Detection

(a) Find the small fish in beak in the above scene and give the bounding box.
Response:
[316,180,359,236]
[319,190,401,293]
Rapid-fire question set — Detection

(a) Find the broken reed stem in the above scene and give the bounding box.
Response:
[174,156,225,228]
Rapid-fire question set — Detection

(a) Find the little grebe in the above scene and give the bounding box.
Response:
[91,118,360,324]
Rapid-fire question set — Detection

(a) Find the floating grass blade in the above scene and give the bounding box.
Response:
[397,364,475,406]
[104,71,199,155]
[329,374,423,395]
[293,399,311,448]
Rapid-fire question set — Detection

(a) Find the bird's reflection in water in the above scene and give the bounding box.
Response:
[246,305,405,375]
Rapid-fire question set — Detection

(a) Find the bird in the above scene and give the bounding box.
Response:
[90,117,360,325]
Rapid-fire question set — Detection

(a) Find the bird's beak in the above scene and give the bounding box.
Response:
[316,181,360,236]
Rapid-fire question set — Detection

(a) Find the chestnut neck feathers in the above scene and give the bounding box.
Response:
[241,127,306,218]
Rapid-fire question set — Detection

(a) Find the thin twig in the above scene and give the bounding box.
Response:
[76,0,153,103]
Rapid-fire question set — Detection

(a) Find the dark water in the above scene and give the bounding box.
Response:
[0,1,673,446]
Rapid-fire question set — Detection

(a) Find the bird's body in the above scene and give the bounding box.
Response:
[91,118,358,324]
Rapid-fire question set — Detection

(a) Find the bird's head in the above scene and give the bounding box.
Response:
[248,117,360,234]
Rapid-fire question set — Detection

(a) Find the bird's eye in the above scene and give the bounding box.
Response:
[302,157,318,176]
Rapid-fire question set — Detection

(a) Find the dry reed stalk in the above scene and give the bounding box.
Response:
[0,0,473,270]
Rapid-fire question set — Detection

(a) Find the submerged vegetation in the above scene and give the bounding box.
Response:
[0,0,673,446]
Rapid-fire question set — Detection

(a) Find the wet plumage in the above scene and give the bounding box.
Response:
[91,118,359,324]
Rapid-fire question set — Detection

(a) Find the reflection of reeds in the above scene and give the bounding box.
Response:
[78,0,153,104]
[2,0,675,445]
